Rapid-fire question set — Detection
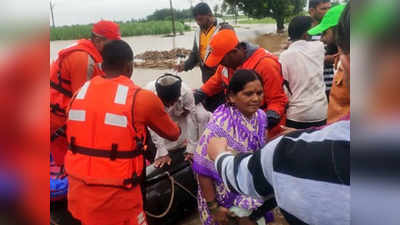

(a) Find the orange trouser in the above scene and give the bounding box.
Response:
[68,177,146,225]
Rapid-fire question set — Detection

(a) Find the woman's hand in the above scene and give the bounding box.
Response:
[237,217,257,225]
[210,206,237,225]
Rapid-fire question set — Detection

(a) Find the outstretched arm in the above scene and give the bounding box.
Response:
[208,137,282,200]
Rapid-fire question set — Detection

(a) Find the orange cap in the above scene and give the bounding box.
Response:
[205,29,239,68]
[92,20,121,40]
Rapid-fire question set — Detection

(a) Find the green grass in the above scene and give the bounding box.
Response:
[238,17,275,24]
[50,20,191,41]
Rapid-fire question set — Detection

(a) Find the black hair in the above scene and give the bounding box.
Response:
[288,16,314,41]
[309,0,330,9]
[228,69,263,95]
[336,3,350,54]
[192,2,212,17]
[101,40,134,70]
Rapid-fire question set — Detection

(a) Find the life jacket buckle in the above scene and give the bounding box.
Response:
[123,173,139,186]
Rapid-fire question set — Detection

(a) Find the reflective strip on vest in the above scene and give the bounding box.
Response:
[137,212,145,225]
[222,67,229,79]
[104,113,128,128]
[69,110,86,122]
[114,84,129,105]
[76,81,91,100]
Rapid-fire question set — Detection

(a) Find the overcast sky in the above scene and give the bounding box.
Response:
[50,0,222,26]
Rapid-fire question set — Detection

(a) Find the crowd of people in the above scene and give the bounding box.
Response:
[50,1,351,225]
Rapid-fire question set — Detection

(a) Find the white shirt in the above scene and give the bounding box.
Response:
[144,81,211,158]
[279,40,328,123]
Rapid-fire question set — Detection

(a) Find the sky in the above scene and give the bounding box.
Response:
[50,0,222,26]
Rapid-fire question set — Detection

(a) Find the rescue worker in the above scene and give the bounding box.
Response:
[145,73,211,166]
[193,29,288,138]
[174,2,233,112]
[64,40,181,225]
[50,20,121,165]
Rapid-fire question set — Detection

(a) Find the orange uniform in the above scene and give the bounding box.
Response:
[201,48,288,138]
[50,39,103,165]
[65,75,180,225]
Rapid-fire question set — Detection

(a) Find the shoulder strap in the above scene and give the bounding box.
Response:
[131,87,142,134]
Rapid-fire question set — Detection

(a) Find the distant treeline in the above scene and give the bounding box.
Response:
[50,20,191,41]
[147,8,193,21]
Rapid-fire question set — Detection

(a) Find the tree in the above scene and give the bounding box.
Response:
[224,0,306,32]
[213,4,220,17]
[147,8,192,21]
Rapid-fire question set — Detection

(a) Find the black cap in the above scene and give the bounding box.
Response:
[155,74,182,104]
[192,2,212,17]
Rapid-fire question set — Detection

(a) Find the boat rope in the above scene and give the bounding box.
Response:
[145,172,175,218]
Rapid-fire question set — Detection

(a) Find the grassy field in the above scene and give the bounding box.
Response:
[238,17,275,24]
[50,20,191,41]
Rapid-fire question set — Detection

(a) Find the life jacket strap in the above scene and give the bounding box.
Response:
[68,138,144,159]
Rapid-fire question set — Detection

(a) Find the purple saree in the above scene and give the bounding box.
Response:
[192,104,270,225]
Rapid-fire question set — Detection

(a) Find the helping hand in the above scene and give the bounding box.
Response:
[154,155,172,168]
[193,89,207,105]
[266,110,281,128]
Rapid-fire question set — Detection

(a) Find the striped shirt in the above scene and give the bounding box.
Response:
[214,119,350,225]
[324,63,335,91]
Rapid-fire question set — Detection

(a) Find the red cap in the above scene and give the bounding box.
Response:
[205,29,239,68]
[92,20,121,40]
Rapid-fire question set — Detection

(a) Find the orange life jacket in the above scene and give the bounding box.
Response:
[64,75,146,189]
[50,39,103,118]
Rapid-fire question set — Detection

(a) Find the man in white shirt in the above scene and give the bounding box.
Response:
[279,16,328,129]
[145,74,211,167]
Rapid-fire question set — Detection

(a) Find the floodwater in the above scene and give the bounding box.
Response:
[50,24,277,60]
[50,23,276,89]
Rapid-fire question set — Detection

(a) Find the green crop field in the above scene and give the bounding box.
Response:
[50,20,191,41]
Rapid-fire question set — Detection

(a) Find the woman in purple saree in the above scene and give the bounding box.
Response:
[193,70,273,225]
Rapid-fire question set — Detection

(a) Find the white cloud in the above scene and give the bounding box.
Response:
[51,0,222,26]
